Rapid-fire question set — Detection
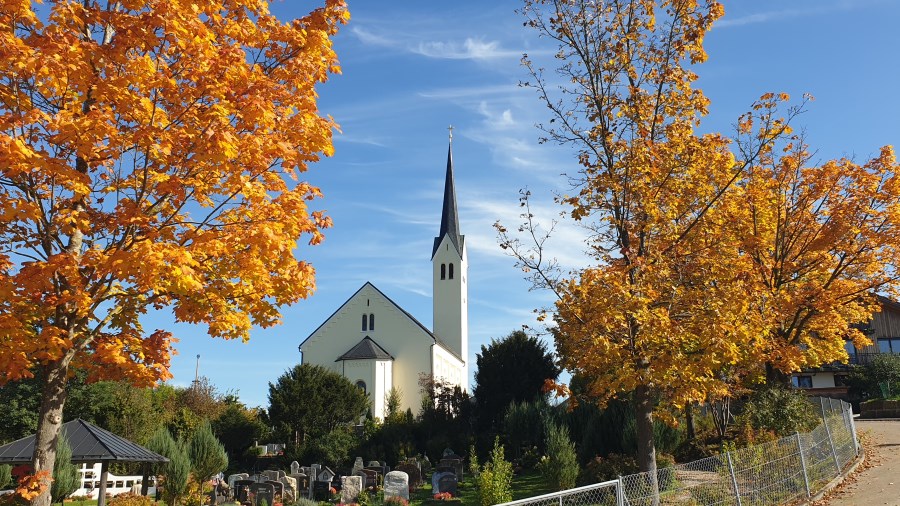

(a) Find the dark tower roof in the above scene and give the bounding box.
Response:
[432,141,462,258]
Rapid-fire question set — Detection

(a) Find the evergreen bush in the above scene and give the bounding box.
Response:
[475,438,513,506]
[0,464,10,490]
[51,434,78,504]
[539,422,578,491]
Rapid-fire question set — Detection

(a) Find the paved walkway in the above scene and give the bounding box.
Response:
[817,419,900,505]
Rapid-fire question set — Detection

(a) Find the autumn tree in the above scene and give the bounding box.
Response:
[0,1,348,505]
[733,132,900,385]
[507,0,900,490]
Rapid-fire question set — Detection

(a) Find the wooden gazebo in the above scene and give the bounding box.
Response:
[0,419,168,506]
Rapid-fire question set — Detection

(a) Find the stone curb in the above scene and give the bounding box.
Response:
[797,447,866,505]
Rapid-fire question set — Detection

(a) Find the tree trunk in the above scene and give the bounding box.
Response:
[685,403,695,440]
[765,362,791,387]
[31,359,71,506]
[634,384,659,506]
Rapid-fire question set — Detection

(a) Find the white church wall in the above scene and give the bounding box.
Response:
[432,344,465,391]
[375,360,393,419]
[301,283,435,416]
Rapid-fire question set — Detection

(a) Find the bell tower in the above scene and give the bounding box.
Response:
[432,129,468,388]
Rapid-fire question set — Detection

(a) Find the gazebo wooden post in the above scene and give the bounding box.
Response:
[98,461,109,506]
[140,462,150,496]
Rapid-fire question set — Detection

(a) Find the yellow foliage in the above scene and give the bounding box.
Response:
[521,0,900,425]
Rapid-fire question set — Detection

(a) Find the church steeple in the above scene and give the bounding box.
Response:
[433,136,461,258]
[432,129,468,391]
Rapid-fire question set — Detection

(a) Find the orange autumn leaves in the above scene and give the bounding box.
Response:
[522,0,900,412]
[0,0,348,385]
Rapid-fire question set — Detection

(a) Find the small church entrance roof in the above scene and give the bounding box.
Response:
[336,336,394,361]
[0,419,168,464]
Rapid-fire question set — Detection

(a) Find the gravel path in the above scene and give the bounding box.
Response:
[817,419,900,505]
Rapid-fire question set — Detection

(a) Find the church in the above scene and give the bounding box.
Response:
[298,139,468,420]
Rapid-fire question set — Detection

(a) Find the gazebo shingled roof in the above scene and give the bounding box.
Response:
[0,418,168,464]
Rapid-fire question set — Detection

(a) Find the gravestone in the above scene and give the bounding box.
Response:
[395,463,421,489]
[360,468,378,490]
[383,471,409,501]
[441,458,464,479]
[435,466,455,475]
[290,474,308,498]
[364,466,384,486]
[352,457,365,475]
[235,480,255,504]
[340,475,362,504]
[250,482,275,506]
[229,474,249,490]
[290,461,300,476]
[437,473,458,497]
[262,470,280,482]
[312,481,331,502]
[264,480,283,501]
[309,465,320,498]
[280,475,297,502]
[367,460,381,467]
[421,456,432,475]
[431,472,451,495]
[317,466,336,483]
[442,448,458,458]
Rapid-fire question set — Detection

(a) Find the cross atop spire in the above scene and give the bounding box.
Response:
[448,125,454,142]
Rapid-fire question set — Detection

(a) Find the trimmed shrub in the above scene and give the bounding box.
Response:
[0,465,10,490]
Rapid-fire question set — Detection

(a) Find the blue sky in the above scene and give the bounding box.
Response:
[155,0,900,409]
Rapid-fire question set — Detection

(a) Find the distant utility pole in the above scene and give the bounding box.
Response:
[192,354,200,389]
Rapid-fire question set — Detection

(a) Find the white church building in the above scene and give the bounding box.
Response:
[298,141,468,420]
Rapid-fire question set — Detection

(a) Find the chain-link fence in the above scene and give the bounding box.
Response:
[497,397,858,506]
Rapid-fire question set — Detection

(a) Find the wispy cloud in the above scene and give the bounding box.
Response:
[716,1,873,28]
[351,26,538,63]
[413,38,522,61]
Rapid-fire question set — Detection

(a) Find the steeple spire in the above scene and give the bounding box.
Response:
[433,135,462,258]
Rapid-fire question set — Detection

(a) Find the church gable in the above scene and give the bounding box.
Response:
[299,282,434,366]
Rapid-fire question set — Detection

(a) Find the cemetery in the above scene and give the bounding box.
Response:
[219,449,478,506]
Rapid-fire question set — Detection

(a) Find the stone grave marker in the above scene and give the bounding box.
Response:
[364,466,384,486]
[262,470,279,482]
[280,475,297,503]
[312,481,331,502]
[264,480,283,502]
[383,471,409,501]
[229,474,249,490]
[290,474,308,498]
[250,482,275,506]
[352,457,365,475]
[235,479,255,504]
[318,466,336,483]
[442,458,463,479]
[340,475,362,504]
[395,463,421,489]
[431,472,450,495]
[290,461,300,476]
[437,473,458,497]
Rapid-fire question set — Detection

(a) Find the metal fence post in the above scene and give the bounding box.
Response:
[617,476,625,506]
[796,432,811,498]
[848,402,861,455]
[821,401,842,474]
[725,452,742,506]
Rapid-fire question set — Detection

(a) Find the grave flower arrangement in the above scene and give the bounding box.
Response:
[433,492,454,501]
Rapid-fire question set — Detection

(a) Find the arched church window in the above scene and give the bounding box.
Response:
[361,314,367,332]
[356,380,366,393]
[369,313,375,330]
[440,264,446,280]
[448,263,454,279]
